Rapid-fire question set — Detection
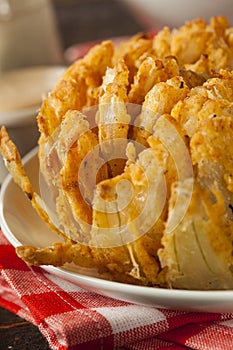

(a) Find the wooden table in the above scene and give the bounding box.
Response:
[0,1,143,349]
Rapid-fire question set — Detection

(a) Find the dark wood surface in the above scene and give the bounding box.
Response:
[0,306,51,350]
[0,1,143,349]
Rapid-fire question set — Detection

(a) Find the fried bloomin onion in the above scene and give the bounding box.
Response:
[1,16,233,289]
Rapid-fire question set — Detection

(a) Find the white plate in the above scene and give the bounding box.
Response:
[1,148,233,313]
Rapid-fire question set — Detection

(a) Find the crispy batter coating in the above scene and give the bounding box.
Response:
[16,241,97,268]
[128,55,180,104]
[134,75,189,146]
[113,33,153,84]
[1,16,233,289]
[153,16,233,73]
[0,126,67,241]
[37,40,114,141]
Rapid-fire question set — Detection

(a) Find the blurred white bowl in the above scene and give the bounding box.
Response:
[121,0,233,29]
[0,65,65,184]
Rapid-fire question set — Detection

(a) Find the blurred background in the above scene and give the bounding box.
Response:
[52,0,144,52]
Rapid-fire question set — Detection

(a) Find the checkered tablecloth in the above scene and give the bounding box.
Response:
[0,230,233,350]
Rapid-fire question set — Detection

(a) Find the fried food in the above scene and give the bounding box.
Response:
[1,16,233,290]
[152,16,233,72]
[0,126,67,241]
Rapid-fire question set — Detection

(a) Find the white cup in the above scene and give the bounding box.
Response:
[0,0,63,72]
[121,0,233,29]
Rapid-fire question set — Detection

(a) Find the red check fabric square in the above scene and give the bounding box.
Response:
[0,230,233,350]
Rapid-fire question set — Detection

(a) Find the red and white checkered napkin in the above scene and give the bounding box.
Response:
[1,230,233,350]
